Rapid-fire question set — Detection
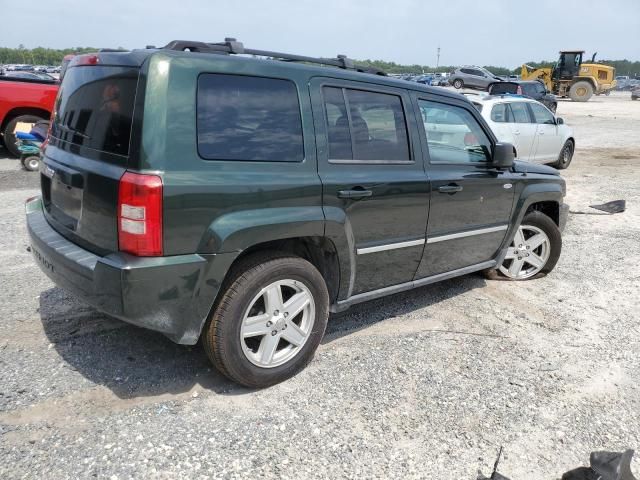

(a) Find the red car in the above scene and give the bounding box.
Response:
[0,75,58,157]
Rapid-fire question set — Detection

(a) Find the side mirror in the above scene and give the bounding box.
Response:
[491,143,515,169]
[556,117,564,125]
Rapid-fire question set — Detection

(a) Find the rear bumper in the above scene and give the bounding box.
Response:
[559,202,569,232]
[26,197,235,344]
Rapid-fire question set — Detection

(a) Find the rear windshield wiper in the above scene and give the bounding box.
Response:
[57,123,91,140]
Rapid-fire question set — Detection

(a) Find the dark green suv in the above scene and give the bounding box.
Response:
[26,39,568,387]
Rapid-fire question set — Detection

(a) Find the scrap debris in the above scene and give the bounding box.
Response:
[476,448,637,480]
[570,199,626,215]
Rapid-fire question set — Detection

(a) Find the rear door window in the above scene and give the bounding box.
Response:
[197,74,304,162]
[52,66,138,157]
[346,89,410,161]
[322,87,410,162]
[507,102,532,123]
[323,87,352,159]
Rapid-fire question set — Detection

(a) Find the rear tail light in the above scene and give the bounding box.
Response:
[118,172,163,256]
[74,54,100,66]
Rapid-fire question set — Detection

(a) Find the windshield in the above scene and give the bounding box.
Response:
[51,65,138,157]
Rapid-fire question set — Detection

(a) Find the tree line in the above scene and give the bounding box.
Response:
[1,46,102,65]
[2,46,639,76]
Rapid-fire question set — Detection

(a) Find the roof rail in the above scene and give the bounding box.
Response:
[161,38,387,76]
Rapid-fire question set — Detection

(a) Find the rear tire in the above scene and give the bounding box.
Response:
[552,140,574,170]
[453,79,464,89]
[2,114,45,158]
[22,156,40,171]
[203,252,329,388]
[484,211,561,281]
[569,81,594,102]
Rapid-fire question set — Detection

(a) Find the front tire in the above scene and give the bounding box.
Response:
[552,140,574,170]
[453,79,464,89]
[569,81,594,102]
[486,211,561,280]
[203,252,329,388]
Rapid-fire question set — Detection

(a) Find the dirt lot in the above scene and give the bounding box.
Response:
[0,92,639,479]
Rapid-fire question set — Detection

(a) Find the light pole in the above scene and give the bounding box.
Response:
[436,46,441,70]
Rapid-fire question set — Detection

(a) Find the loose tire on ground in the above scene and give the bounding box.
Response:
[483,211,561,281]
[202,252,329,388]
[2,114,46,158]
[453,79,464,89]
[568,81,594,102]
[552,140,574,170]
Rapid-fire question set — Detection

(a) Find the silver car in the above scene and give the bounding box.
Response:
[449,66,502,90]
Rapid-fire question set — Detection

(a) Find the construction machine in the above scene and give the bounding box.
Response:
[521,51,616,102]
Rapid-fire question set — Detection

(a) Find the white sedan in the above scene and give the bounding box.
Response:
[468,95,575,169]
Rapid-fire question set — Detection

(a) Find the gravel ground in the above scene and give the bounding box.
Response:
[1,92,639,479]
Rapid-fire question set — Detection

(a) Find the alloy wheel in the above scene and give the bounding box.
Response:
[240,279,315,368]
[499,225,551,279]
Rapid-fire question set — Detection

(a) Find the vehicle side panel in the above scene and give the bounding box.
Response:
[142,54,324,257]
[0,79,58,127]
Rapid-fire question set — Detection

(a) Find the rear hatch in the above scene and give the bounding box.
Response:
[42,52,147,255]
[488,82,519,95]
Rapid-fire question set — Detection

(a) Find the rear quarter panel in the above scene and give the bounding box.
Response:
[139,53,323,256]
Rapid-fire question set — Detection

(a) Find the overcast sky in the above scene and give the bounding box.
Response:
[1,0,639,67]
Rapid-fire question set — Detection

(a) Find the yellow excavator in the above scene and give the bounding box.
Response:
[521,51,616,102]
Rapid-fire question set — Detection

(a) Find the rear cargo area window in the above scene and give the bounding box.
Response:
[51,66,138,157]
[197,74,303,162]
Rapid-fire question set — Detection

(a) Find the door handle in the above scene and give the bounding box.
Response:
[338,187,373,199]
[438,184,463,194]
[513,130,520,135]
[538,131,545,135]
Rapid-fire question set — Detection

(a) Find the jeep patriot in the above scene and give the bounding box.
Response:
[26,39,569,387]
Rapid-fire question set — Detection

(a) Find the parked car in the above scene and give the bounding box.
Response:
[4,71,58,82]
[26,42,568,388]
[431,74,449,86]
[449,66,503,90]
[632,86,640,100]
[469,95,574,168]
[0,75,58,157]
[414,74,433,85]
[488,80,558,112]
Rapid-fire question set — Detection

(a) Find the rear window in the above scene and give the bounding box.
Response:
[51,66,138,157]
[197,74,304,162]
[489,83,517,95]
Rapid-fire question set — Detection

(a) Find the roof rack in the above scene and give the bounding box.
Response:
[160,38,386,76]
